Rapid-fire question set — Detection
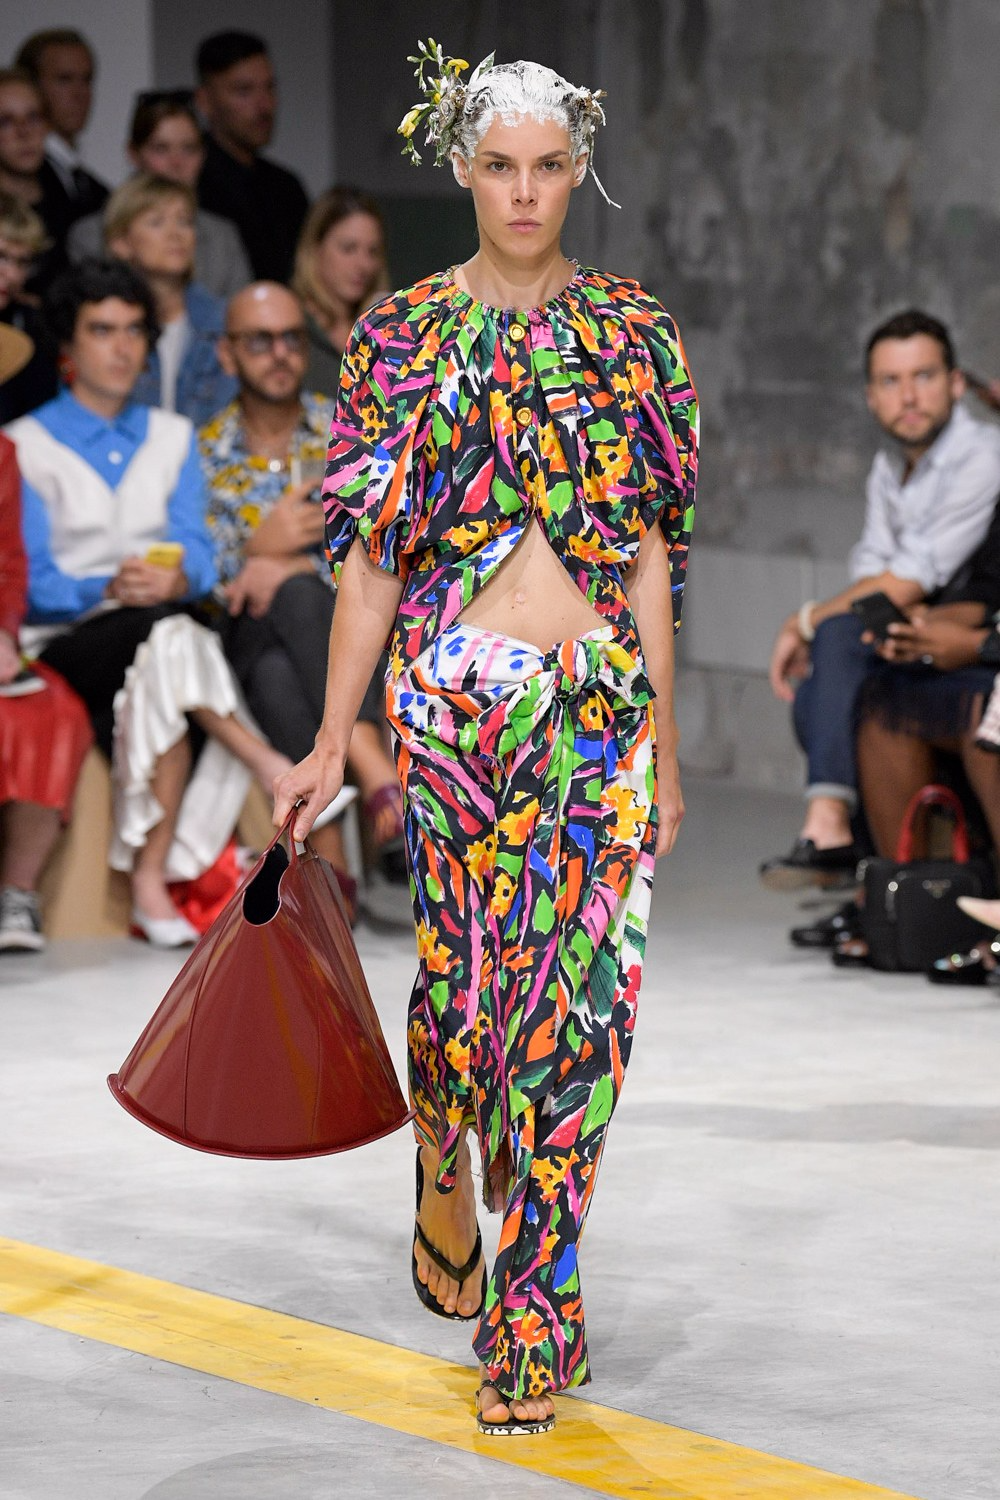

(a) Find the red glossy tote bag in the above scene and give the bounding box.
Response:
[108,810,412,1157]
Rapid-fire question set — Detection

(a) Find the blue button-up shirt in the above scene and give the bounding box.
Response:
[16,390,217,621]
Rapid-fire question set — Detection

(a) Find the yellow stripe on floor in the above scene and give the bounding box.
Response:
[0,1236,920,1500]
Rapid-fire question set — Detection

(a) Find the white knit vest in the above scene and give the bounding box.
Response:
[6,406,193,581]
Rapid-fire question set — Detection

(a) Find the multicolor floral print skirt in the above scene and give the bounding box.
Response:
[386,620,657,1398]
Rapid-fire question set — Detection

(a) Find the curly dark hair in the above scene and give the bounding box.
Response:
[44,257,159,347]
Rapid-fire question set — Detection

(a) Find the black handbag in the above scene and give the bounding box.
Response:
[862,784,995,972]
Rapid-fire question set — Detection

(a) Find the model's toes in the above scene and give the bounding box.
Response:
[440,1275,459,1312]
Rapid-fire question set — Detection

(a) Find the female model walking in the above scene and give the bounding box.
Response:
[274,43,698,1436]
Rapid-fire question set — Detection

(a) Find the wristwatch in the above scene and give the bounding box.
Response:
[975,626,1000,667]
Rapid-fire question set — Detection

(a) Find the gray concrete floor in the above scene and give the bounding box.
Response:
[1,781,998,1500]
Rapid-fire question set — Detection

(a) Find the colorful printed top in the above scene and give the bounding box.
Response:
[323,266,697,673]
[199,392,334,583]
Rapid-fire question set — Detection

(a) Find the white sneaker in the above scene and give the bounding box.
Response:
[0,886,45,952]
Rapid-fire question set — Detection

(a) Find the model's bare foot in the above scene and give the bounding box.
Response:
[414,1141,484,1317]
[478,1368,555,1427]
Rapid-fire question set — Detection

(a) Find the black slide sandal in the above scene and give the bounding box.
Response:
[477,1381,556,1436]
[412,1149,486,1322]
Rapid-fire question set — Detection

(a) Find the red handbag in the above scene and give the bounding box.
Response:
[108,810,412,1157]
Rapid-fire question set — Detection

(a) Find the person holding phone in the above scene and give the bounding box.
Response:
[4,257,294,946]
[761,309,1000,897]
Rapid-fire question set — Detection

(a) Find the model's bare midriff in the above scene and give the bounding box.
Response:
[457,517,608,650]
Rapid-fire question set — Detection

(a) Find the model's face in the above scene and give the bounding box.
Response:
[110,195,196,278]
[199,55,276,153]
[0,234,34,308]
[454,113,585,261]
[316,212,383,309]
[69,298,150,407]
[221,286,307,403]
[35,43,94,139]
[0,82,48,177]
[131,114,204,187]
[866,334,964,449]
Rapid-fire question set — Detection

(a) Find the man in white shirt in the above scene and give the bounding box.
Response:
[14,29,108,221]
[761,309,1000,888]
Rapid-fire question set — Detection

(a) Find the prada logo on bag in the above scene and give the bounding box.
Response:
[921,880,952,900]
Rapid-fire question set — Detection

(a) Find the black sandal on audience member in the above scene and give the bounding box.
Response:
[759,839,860,892]
[477,1380,556,1437]
[928,938,1000,987]
[790,898,862,949]
[412,1149,486,1322]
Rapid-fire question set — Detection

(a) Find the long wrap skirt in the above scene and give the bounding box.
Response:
[387,621,657,1400]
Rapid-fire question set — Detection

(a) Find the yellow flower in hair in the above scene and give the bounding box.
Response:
[450,59,469,72]
[398,106,424,139]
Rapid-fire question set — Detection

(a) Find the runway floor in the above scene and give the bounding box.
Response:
[1,781,997,1500]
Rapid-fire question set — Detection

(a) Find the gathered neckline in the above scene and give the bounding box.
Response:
[444,260,584,316]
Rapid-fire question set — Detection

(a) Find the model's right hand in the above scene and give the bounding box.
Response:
[272,743,346,841]
[769,617,811,702]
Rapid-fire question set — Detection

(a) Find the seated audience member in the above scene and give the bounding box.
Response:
[0,324,92,952]
[791,504,1000,957]
[0,192,58,422]
[68,91,251,299]
[14,29,108,220]
[194,31,309,283]
[104,174,236,426]
[291,186,386,397]
[0,69,73,296]
[201,281,406,895]
[761,310,1000,889]
[4,258,291,947]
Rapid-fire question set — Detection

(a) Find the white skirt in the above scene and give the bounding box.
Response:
[109,614,255,882]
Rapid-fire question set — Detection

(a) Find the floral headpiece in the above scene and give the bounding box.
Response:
[397,40,619,207]
[397,40,491,168]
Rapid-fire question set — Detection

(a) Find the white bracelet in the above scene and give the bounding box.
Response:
[797,600,818,643]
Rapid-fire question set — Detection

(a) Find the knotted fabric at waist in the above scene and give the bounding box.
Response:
[389,623,653,758]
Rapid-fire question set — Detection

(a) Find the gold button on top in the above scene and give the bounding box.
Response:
[515,406,533,427]
[509,323,526,342]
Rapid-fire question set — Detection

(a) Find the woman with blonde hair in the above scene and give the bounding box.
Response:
[291,186,386,398]
[104,173,235,425]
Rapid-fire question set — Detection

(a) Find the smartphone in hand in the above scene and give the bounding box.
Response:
[851,590,909,641]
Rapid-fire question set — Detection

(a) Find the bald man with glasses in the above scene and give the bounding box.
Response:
[198,283,407,894]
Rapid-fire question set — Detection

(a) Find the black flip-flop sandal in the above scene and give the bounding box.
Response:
[477,1381,556,1436]
[412,1149,486,1322]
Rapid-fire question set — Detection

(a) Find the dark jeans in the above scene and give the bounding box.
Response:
[39,604,182,757]
[219,572,385,764]
[792,612,874,808]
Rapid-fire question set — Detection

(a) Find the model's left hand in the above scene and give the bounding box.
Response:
[878,612,985,671]
[656,745,685,857]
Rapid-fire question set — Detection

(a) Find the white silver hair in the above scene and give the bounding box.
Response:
[450,60,618,207]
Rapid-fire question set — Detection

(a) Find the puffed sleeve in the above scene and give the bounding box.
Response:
[323,314,432,586]
[628,302,698,632]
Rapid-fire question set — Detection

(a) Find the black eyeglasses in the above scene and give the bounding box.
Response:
[134,88,196,110]
[227,328,309,356]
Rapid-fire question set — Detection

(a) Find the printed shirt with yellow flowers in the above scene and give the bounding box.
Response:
[198,392,334,584]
